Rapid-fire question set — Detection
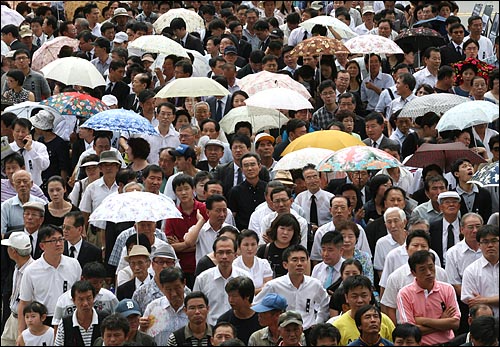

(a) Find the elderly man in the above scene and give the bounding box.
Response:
[116,245,152,301]
[249,293,289,346]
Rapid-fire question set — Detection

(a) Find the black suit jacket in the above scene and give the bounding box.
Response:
[104,81,129,109]
[64,240,102,269]
[440,42,466,67]
[184,34,205,55]
[212,161,270,199]
[10,40,29,52]
[116,278,136,301]
[455,186,492,224]
[207,96,232,122]
[272,139,290,161]
[429,219,448,266]
[365,216,387,258]
[237,39,252,60]
[125,93,142,114]
[236,64,256,79]
[362,135,400,150]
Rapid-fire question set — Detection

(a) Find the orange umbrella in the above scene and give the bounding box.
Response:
[281,130,365,156]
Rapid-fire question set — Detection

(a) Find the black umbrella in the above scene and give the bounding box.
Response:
[395,27,446,66]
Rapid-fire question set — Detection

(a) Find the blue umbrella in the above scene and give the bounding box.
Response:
[412,16,447,37]
[80,109,157,135]
[468,162,499,187]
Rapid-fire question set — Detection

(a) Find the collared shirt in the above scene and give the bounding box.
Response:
[22,68,51,101]
[243,25,260,51]
[79,178,119,215]
[390,127,415,148]
[19,254,82,316]
[259,209,308,249]
[375,85,398,117]
[442,218,460,263]
[73,147,125,182]
[193,266,250,325]
[132,278,163,313]
[387,93,417,120]
[194,221,229,264]
[410,200,442,224]
[233,255,273,289]
[65,238,83,259]
[248,203,273,235]
[294,189,334,227]
[361,71,395,111]
[311,105,337,130]
[91,56,112,76]
[144,296,188,346]
[381,263,448,311]
[374,233,404,271]
[9,140,50,186]
[1,179,48,203]
[233,162,244,187]
[461,255,499,317]
[1,195,46,234]
[288,27,310,47]
[142,125,180,164]
[253,274,330,329]
[413,67,438,89]
[136,11,159,23]
[398,279,461,345]
[227,78,241,94]
[311,259,344,288]
[54,308,99,346]
[445,240,482,286]
[10,257,34,313]
[455,184,479,214]
[167,324,213,346]
[376,166,415,195]
[464,35,494,61]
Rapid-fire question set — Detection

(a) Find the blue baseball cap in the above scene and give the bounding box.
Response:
[252,293,287,312]
[169,144,196,159]
[115,299,141,317]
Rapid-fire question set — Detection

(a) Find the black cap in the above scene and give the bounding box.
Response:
[270,28,284,39]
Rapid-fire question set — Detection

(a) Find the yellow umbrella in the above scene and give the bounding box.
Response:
[281,130,365,156]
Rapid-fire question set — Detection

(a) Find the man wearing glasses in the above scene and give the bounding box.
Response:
[17,224,81,335]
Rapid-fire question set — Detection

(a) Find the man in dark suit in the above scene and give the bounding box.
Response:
[116,245,152,301]
[236,49,265,79]
[62,211,102,269]
[429,191,461,266]
[126,72,151,114]
[440,23,466,67]
[362,112,400,149]
[206,76,232,122]
[254,19,271,52]
[170,17,205,55]
[103,61,129,109]
[273,119,308,161]
[1,25,29,52]
[228,22,252,60]
[212,134,269,199]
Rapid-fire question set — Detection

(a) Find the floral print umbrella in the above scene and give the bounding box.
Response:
[81,109,158,135]
[453,57,496,85]
[290,36,350,57]
[317,145,401,172]
[344,34,404,54]
[468,162,499,187]
[40,92,108,119]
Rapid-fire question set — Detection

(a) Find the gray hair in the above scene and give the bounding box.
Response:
[384,207,406,222]
[14,247,31,257]
[407,216,430,231]
[460,212,484,227]
[194,101,210,109]
[123,182,145,192]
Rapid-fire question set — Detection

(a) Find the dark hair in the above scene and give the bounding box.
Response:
[309,323,341,345]
[346,60,362,86]
[488,134,499,149]
[142,164,164,180]
[286,118,307,134]
[23,301,48,317]
[185,291,209,308]
[218,225,239,239]
[340,258,363,276]
[230,133,251,149]
[127,137,150,161]
[82,261,107,279]
[469,316,499,345]
[336,220,360,240]
[437,65,454,80]
[237,229,259,247]
[282,244,309,262]
[406,229,431,248]
[100,313,130,336]
[270,186,291,201]
[213,235,237,253]
[415,111,440,128]
[38,224,63,242]
[172,174,194,190]
[320,230,344,247]
[206,194,227,210]
[234,122,253,136]
[365,112,385,125]
[342,275,372,294]
[476,224,499,242]
[6,69,25,86]
[204,178,223,192]
[213,321,237,337]
[392,323,422,343]
[3,152,24,167]
[383,186,406,202]
[159,267,185,284]
[408,250,435,272]
[12,117,32,131]
[369,174,393,197]
[318,79,335,94]
[267,213,301,246]
[174,109,191,127]
[71,280,96,299]
[423,175,447,192]
[355,304,381,332]
[125,233,151,253]
[225,276,255,302]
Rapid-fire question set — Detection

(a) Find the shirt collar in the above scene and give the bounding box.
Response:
[72,308,99,328]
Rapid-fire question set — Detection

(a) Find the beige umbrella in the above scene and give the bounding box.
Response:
[40,57,106,88]
[153,8,205,34]
[127,35,189,58]
[155,77,230,98]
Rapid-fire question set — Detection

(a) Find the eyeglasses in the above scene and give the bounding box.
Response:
[42,237,65,244]
[479,238,499,245]
[153,259,175,266]
[23,211,43,218]
[186,304,207,311]
[129,260,149,267]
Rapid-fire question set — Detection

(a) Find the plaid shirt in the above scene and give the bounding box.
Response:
[311,105,337,130]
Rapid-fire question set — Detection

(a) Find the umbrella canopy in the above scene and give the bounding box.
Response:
[153,8,205,34]
[399,94,470,119]
[31,36,79,71]
[245,88,313,111]
[413,16,447,36]
[274,147,336,171]
[468,162,499,187]
[186,49,211,77]
[89,191,181,224]
[40,57,106,88]
[1,5,25,28]
[219,106,289,134]
[127,34,189,58]
[436,100,499,132]
[317,145,401,172]
[239,71,311,99]
[155,77,230,98]
[4,101,60,120]
[81,109,158,135]
[40,92,108,119]
[290,36,350,57]
[281,130,365,156]
[405,142,487,172]
[344,34,404,54]
[394,27,445,65]
[300,16,357,40]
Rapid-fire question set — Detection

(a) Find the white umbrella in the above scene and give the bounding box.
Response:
[186,49,211,77]
[1,5,25,28]
[436,100,499,132]
[127,34,189,58]
[40,57,106,88]
[344,34,404,54]
[155,77,230,98]
[219,106,289,134]
[300,16,357,40]
[245,88,314,111]
[399,94,471,119]
[153,8,205,34]
[239,70,311,99]
[274,147,336,171]
[89,191,181,224]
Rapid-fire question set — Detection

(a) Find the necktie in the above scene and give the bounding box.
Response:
[456,45,462,55]
[105,83,113,94]
[310,195,319,225]
[87,51,92,60]
[216,99,223,121]
[29,235,34,257]
[18,147,25,155]
[447,224,455,250]
[237,167,243,184]
[324,266,335,289]
[132,97,139,112]
[36,37,41,47]
[69,246,76,258]
[372,141,378,148]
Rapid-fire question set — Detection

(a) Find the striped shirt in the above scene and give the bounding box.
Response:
[54,309,98,346]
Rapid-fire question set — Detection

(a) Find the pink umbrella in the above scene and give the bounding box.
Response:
[31,36,79,71]
[239,70,311,99]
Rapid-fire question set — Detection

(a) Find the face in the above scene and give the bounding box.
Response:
[303,55,317,69]
[256,140,274,159]
[157,105,175,126]
[340,228,357,253]
[461,215,483,245]
[320,87,336,106]
[24,312,44,328]
[492,141,499,161]
[23,207,44,232]
[214,238,235,269]
[272,191,292,214]
[303,168,320,193]
[179,129,195,146]
[358,308,381,335]
[395,117,411,135]
[62,216,82,243]
[284,51,298,68]
[384,190,406,210]
[478,233,499,262]
[394,336,420,346]
[103,329,127,346]
[263,59,278,72]
[469,19,483,35]
[4,161,21,182]
[416,86,431,96]
[201,121,218,139]
[336,72,350,92]
[73,289,94,313]
[346,63,359,78]
[412,256,436,289]
[462,68,476,84]
[241,156,260,180]
[128,255,150,279]
[471,78,486,96]
[212,325,235,345]
[232,25,243,39]
[174,115,190,131]
[161,278,185,309]
[40,231,65,256]
[377,22,391,38]
[246,11,258,27]
[232,94,246,108]
[321,240,342,266]
[454,161,474,183]
[331,197,351,223]
[348,171,369,189]
[158,150,175,174]
[365,120,384,141]
[426,51,441,70]
[13,171,32,195]
[13,124,30,147]
[426,181,446,203]
[283,250,308,276]
[279,323,303,346]
[175,182,194,204]
[342,190,358,211]
[345,286,372,312]
[385,211,405,236]
[231,141,249,162]
[406,236,430,257]
[342,263,361,280]
[450,27,464,44]
[239,236,258,258]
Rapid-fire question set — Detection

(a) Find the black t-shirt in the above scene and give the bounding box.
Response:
[194,254,216,276]
[256,242,288,278]
[217,309,263,345]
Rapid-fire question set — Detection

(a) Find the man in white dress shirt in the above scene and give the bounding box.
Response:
[311,231,344,292]
[413,47,441,89]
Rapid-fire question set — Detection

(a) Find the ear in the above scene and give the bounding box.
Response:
[282,261,289,271]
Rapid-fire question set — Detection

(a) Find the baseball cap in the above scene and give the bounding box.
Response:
[1,232,32,251]
[115,299,141,317]
[310,1,324,10]
[279,311,303,327]
[169,144,196,159]
[113,32,128,44]
[124,245,150,262]
[19,25,33,38]
[224,46,238,55]
[150,243,176,260]
[252,293,288,312]
[270,28,284,39]
[101,94,118,107]
[91,37,111,49]
[254,133,275,146]
[438,191,461,204]
[22,201,45,214]
[205,139,225,149]
[362,6,375,15]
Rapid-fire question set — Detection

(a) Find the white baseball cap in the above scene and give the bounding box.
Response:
[1,232,32,251]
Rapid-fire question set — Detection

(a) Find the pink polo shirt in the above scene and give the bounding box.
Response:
[397,279,460,346]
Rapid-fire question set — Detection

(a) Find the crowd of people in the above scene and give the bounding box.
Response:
[0,0,499,346]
